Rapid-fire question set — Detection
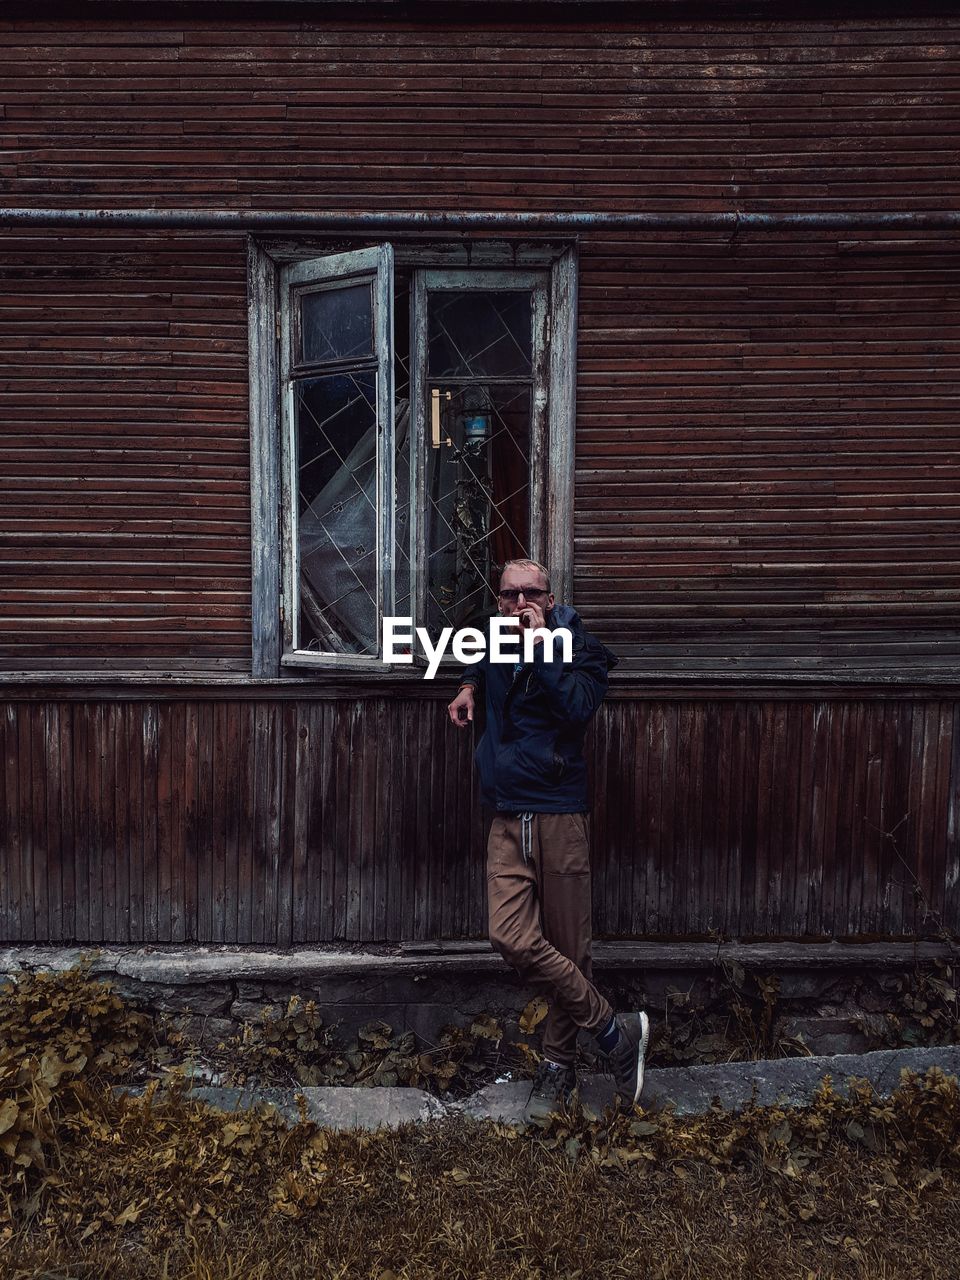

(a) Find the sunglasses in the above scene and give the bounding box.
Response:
[498,588,550,603]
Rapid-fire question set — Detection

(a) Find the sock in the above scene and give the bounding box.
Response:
[595,1013,620,1054]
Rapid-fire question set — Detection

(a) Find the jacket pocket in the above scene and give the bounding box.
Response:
[494,737,557,799]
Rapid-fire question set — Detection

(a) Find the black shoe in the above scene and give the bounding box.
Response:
[601,1011,650,1106]
[523,1058,577,1124]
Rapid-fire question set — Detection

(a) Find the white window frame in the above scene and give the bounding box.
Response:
[247,239,578,678]
[278,245,394,671]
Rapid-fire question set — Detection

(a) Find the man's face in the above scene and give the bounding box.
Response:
[497,564,555,620]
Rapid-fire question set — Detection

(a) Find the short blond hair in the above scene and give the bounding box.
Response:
[499,558,552,593]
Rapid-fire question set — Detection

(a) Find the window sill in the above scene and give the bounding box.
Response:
[0,665,958,700]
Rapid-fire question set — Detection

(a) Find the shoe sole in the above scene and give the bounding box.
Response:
[631,1011,650,1104]
[523,1081,579,1125]
[524,1095,577,1124]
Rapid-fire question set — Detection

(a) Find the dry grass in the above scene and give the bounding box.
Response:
[3,963,960,1279]
[4,1063,960,1279]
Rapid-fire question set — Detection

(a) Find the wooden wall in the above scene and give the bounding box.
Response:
[0,14,958,674]
[1,12,958,945]
[2,692,957,945]
[0,231,251,670]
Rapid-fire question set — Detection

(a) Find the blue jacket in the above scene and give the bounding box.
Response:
[460,604,618,813]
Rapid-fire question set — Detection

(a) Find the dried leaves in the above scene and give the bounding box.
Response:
[5,963,960,1277]
[855,960,960,1050]
[228,998,507,1098]
[4,1050,960,1279]
[0,960,152,1086]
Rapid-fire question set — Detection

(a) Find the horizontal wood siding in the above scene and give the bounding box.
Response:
[2,694,957,944]
[0,233,252,667]
[576,232,960,671]
[0,16,958,673]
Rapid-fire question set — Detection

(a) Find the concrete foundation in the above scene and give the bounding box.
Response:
[3,939,957,1059]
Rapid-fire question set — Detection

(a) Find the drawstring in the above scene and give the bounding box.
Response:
[519,811,535,863]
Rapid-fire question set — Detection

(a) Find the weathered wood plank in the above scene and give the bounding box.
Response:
[290,699,310,945]
[274,700,294,948]
[236,700,254,945]
[103,702,120,942]
[6,706,24,939]
[6,693,958,945]
[126,701,143,942]
[318,699,336,941]
[211,701,227,942]
[57,701,75,941]
[140,706,158,947]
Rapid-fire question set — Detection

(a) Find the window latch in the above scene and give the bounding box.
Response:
[431,388,453,448]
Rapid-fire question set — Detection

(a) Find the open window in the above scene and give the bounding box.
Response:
[279,246,395,664]
[250,242,578,675]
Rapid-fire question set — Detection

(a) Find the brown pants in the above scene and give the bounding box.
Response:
[486,812,614,1067]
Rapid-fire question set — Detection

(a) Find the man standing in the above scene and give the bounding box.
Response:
[447,558,649,1123]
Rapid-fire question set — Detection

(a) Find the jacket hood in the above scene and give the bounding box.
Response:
[548,603,619,672]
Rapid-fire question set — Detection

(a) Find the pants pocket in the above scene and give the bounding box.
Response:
[541,813,590,876]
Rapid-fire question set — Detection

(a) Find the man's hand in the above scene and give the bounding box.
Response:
[519,600,548,644]
[448,685,475,729]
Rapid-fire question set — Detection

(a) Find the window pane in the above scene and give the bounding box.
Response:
[300,282,373,365]
[295,371,378,655]
[424,382,531,639]
[427,290,532,378]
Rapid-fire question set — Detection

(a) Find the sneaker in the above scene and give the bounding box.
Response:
[523,1058,578,1125]
[601,1011,650,1107]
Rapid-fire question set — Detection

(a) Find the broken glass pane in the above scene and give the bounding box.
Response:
[300,281,373,366]
[427,290,532,379]
[295,371,378,655]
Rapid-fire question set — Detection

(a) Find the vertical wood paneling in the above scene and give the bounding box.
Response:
[210,702,227,942]
[1,694,958,944]
[738,703,758,938]
[104,702,120,941]
[359,699,377,944]
[703,701,723,933]
[345,701,363,941]
[276,701,296,947]
[412,702,431,942]
[793,703,815,937]
[437,700,454,942]
[72,705,88,941]
[626,703,644,936]
[167,701,184,942]
[659,704,679,936]
[845,701,867,936]
[723,702,742,938]
[933,704,953,929]
[689,703,708,933]
[196,700,214,941]
[28,704,46,939]
[643,704,663,935]
[290,701,309,945]
[126,702,142,942]
[266,703,284,944]
[18,706,33,940]
[236,701,254,943]
[156,700,173,940]
[860,701,884,935]
[57,702,75,940]
[317,700,335,941]
[183,700,199,942]
[946,702,960,930]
